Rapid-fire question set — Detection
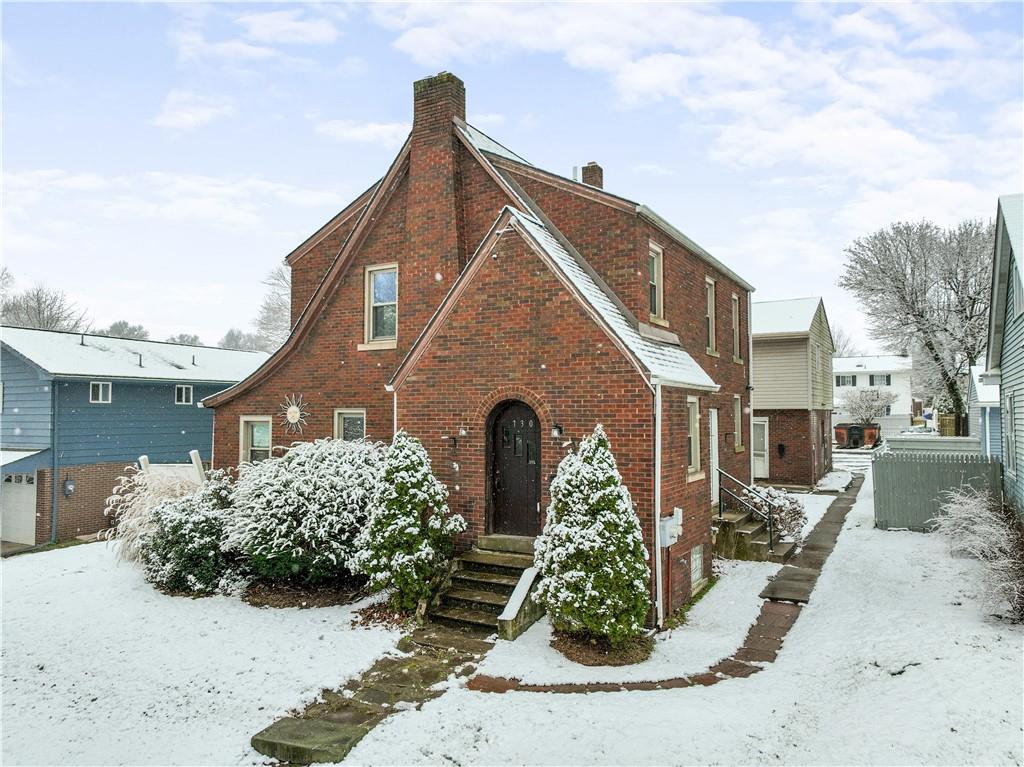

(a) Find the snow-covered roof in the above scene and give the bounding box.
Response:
[752,297,821,335]
[459,123,533,166]
[509,209,718,391]
[969,365,999,406]
[1,326,269,383]
[833,355,912,374]
[1,450,42,468]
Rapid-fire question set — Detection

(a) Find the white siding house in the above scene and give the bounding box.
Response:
[967,365,1001,458]
[832,355,914,437]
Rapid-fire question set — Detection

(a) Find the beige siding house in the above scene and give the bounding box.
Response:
[751,297,835,486]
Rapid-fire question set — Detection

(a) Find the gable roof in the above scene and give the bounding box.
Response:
[833,355,912,374]
[1,326,268,383]
[752,297,823,336]
[969,365,999,406]
[390,206,718,392]
[986,193,1024,371]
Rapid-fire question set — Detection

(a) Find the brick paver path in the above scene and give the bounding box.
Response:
[467,474,865,694]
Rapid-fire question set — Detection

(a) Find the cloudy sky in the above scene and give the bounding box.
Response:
[4,2,1021,348]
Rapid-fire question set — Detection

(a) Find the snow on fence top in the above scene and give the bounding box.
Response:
[752,296,821,336]
[1,326,269,383]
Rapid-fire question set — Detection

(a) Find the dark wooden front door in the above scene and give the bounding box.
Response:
[490,401,541,536]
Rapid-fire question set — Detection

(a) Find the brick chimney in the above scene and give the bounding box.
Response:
[581,161,603,189]
[405,73,467,333]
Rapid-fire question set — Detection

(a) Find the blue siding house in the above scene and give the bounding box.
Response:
[1,327,267,545]
[984,193,1024,514]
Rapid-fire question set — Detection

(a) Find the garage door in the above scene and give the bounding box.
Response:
[2,473,37,545]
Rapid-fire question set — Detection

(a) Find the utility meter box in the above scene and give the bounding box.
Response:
[659,507,683,547]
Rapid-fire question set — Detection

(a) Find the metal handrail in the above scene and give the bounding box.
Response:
[718,468,774,507]
[717,469,775,553]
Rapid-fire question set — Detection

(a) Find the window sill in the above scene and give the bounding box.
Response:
[706,348,720,358]
[733,356,744,365]
[734,445,745,454]
[687,470,706,483]
[357,339,397,351]
[648,314,670,328]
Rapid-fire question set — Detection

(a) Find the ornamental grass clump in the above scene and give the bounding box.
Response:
[104,465,202,563]
[224,439,385,584]
[140,470,235,595]
[350,431,466,614]
[534,424,651,646]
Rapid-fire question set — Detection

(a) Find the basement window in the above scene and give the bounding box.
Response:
[691,544,704,588]
[175,385,193,405]
[89,381,112,404]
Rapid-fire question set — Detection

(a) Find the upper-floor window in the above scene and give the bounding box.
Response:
[89,381,112,404]
[175,385,193,405]
[731,294,742,361]
[648,242,664,321]
[334,408,366,441]
[687,396,701,474]
[733,395,743,449]
[870,374,891,387]
[364,264,398,346]
[705,278,717,353]
[835,375,857,387]
[240,417,271,463]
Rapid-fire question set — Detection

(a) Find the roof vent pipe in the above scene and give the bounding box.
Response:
[192,354,196,366]
[572,166,578,181]
[137,353,143,367]
[80,334,85,346]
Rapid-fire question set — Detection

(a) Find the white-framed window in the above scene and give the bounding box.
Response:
[364,263,398,345]
[334,409,367,441]
[687,396,701,474]
[731,293,741,361]
[89,381,112,404]
[835,375,857,387]
[705,278,717,353]
[648,241,664,320]
[175,384,193,405]
[691,544,704,588]
[734,395,743,449]
[1014,263,1023,318]
[870,374,891,387]
[240,416,272,464]
[1006,393,1017,474]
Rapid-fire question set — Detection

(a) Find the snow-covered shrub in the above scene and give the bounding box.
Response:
[534,425,651,645]
[350,431,466,613]
[140,471,235,595]
[933,487,1024,621]
[225,439,385,584]
[104,465,201,563]
[744,486,808,543]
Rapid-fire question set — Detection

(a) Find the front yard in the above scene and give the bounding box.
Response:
[3,471,1022,765]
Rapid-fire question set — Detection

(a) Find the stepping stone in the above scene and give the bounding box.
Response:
[406,625,494,655]
[251,717,370,764]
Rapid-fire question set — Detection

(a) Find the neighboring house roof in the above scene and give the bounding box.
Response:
[986,193,1024,371]
[969,365,999,406]
[752,297,823,336]
[0,326,269,383]
[833,355,913,374]
[1,449,42,468]
[390,207,718,392]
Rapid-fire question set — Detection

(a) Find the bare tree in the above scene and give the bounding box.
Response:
[0,267,13,296]
[838,388,899,424]
[253,264,291,352]
[1,284,90,331]
[166,333,202,345]
[219,328,263,351]
[839,218,993,434]
[831,326,864,358]
[97,321,149,340]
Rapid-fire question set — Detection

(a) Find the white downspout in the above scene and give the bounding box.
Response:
[653,382,664,627]
[392,388,398,436]
[747,292,755,481]
[985,406,992,457]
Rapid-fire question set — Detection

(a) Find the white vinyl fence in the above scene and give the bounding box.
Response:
[873,451,1001,532]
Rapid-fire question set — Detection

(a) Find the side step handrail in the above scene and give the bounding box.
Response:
[717,469,775,553]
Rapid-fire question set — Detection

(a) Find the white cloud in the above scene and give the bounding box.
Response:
[832,10,898,45]
[150,90,235,132]
[235,10,338,45]
[313,119,410,147]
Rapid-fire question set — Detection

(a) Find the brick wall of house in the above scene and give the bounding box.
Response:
[289,213,362,327]
[34,462,125,543]
[754,408,832,486]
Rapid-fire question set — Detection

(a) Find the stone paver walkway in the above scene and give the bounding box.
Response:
[467,474,865,695]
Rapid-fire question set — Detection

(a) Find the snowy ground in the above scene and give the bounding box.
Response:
[479,559,779,685]
[1,544,402,766]
[798,492,836,539]
[349,471,1024,766]
[815,469,853,492]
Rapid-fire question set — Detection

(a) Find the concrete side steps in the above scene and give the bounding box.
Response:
[443,587,508,611]
[477,534,535,555]
[459,548,534,573]
[431,604,499,629]
[451,569,519,593]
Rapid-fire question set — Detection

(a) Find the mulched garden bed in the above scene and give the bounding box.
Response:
[242,576,367,609]
[350,600,413,631]
[550,632,655,666]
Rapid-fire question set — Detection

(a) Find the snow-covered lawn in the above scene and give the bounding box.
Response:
[815,469,853,492]
[348,471,1024,766]
[798,492,836,539]
[479,559,779,685]
[1,544,402,766]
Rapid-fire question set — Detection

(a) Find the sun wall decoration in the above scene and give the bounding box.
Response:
[279,393,310,434]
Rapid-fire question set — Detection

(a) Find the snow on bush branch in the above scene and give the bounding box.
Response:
[104,465,202,563]
[743,486,807,544]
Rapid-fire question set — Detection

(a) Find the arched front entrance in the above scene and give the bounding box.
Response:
[487,400,542,537]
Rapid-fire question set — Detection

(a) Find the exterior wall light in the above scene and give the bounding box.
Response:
[551,423,564,439]
[62,478,76,497]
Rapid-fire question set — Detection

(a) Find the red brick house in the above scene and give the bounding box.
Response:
[204,72,755,624]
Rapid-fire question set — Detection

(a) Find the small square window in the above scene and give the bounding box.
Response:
[175,385,193,405]
[89,382,112,404]
[334,409,366,441]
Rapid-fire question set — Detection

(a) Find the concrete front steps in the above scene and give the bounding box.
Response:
[713,508,797,564]
[429,535,542,640]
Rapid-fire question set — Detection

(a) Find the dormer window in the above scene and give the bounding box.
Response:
[361,264,398,350]
[648,242,664,322]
